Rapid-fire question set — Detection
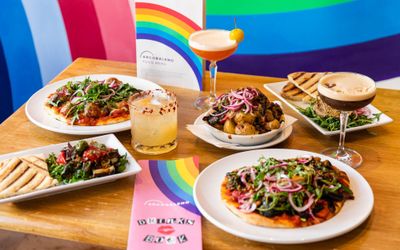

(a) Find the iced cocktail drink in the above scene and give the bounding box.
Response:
[129,89,177,155]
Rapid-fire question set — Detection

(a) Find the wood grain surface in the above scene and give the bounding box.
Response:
[0,58,399,249]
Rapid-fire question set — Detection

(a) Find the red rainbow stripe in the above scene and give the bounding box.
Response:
[136,2,201,31]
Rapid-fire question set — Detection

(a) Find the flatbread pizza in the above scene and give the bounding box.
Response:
[45,77,141,126]
[221,156,354,228]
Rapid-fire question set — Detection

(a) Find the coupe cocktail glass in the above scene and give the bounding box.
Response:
[189,29,238,110]
[128,89,177,155]
[318,72,376,168]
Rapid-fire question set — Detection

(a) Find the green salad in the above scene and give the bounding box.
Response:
[298,104,381,131]
[46,140,128,184]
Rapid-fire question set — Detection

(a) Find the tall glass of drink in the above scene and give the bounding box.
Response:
[318,72,376,168]
[189,29,238,110]
[128,89,177,155]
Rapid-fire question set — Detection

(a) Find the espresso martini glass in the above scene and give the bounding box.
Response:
[189,29,238,110]
[318,72,376,168]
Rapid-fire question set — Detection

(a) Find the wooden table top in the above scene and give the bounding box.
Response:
[0,58,399,249]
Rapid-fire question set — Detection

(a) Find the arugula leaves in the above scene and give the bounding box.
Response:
[226,156,354,219]
[49,78,140,124]
[298,105,381,131]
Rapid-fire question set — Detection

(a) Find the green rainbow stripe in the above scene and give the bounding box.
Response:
[136,21,201,66]
[166,160,192,196]
[207,0,352,15]
[137,21,187,46]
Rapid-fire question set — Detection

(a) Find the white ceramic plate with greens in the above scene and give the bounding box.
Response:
[26,74,162,135]
[194,149,373,244]
[264,81,393,136]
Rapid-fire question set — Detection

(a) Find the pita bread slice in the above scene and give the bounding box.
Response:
[288,72,331,98]
[0,158,21,182]
[281,82,310,102]
[0,161,28,191]
[17,173,46,194]
[0,168,37,198]
[35,176,56,190]
[51,179,59,186]
[20,155,49,175]
[0,159,10,169]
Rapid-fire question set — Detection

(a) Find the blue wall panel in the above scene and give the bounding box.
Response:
[0,0,42,114]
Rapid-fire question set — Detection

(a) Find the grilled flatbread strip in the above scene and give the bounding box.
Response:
[296,72,329,97]
[0,168,37,198]
[0,156,59,199]
[20,155,50,175]
[20,154,47,169]
[35,176,55,190]
[281,82,310,101]
[288,72,331,98]
[17,173,46,194]
[0,159,10,169]
[0,162,29,191]
[282,82,297,92]
[0,158,21,182]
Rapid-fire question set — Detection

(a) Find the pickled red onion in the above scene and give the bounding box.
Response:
[212,87,260,114]
[269,162,288,169]
[288,192,315,212]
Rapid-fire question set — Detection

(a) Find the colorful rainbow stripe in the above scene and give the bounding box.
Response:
[149,157,200,215]
[135,2,202,89]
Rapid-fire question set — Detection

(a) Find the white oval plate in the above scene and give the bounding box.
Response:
[194,149,374,244]
[25,74,163,135]
[190,113,295,150]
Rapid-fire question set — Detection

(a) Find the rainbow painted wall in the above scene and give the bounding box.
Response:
[1,0,400,122]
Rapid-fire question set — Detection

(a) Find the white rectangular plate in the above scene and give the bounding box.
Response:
[0,134,141,203]
[264,81,393,136]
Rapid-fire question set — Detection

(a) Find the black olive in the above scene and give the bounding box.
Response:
[312,203,324,214]
[327,199,336,212]
[326,192,344,201]
[259,209,284,218]
[299,211,310,219]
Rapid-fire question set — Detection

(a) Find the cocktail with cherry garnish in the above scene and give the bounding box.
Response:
[189,28,243,110]
[318,72,376,168]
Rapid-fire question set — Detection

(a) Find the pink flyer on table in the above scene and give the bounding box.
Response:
[127,157,202,250]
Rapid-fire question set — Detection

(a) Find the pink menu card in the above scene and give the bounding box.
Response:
[127,157,202,249]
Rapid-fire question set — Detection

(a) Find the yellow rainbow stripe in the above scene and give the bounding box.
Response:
[176,158,196,187]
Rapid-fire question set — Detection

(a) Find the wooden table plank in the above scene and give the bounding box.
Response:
[0,58,399,249]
